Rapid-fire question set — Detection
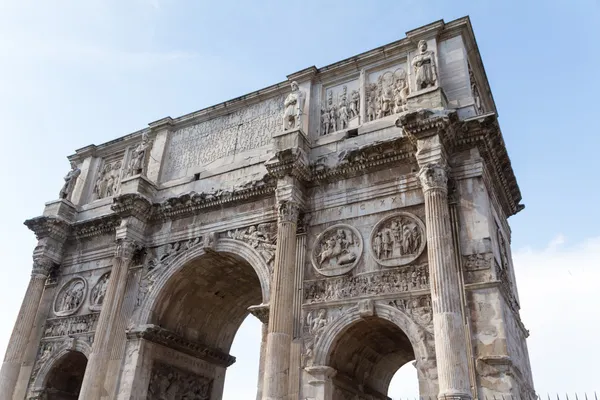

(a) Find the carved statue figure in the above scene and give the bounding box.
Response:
[393,78,409,113]
[377,76,393,119]
[321,107,330,136]
[338,86,349,130]
[412,40,437,90]
[94,164,110,199]
[283,81,305,131]
[366,93,377,122]
[373,232,383,259]
[307,309,328,343]
[127,132,151,177]
[59,161,81,200]
[349,89,360,119]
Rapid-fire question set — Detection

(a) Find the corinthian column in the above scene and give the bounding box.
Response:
[418,163,472,400]
[0,258,54,399]
[78,239,138,400]
[262,200,299,400]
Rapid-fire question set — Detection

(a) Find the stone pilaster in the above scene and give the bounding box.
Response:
[418,162,472,400]
[262,200,300,400]
[78,239,139,400]
[0,258,54,399]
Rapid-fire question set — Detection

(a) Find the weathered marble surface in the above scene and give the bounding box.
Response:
[1,16,535,400]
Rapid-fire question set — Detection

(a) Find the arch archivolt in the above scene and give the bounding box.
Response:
[134,236,272,327]
[311,301,436,378]
[30,337,92,391]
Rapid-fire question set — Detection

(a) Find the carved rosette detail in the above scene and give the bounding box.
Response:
[311,224,363,277]
[418,163,448,193]
[370,212,427,267]
[53,277,87,317]
[277,201,300,224]
[31,257,55,278]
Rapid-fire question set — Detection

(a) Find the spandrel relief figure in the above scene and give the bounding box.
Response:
[126,132,151,177]
[412,40,437,90]
[227,223,277,266]
[59,161,81,200]
[282,81,305,131]
[371,213,426,267]
[90,272,110,310]
[312,225,363,276]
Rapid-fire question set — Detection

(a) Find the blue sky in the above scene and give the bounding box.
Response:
[0,0,598,397]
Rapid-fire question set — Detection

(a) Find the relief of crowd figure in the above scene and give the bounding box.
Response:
[55,280,85,315]
[43,314,98,338]
[321,85,360,136]
[148,363,212,400]
[366,68,409,122]
[94,161,123,200]
[316,228,360,271]
[373,217,422,262]
[304,264,429,303]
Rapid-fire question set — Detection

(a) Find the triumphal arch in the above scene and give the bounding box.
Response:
[0,17,536,400]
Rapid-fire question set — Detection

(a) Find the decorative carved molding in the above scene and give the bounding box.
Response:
[31,258,56,278]
[226,224,276,268]
[53,277,87,317]
[265,148,311,182]
[128,324,235,368]
[248,304,269,324]
[311,224,363,277]
[148,361,212,400]
[463,253,493,271]
[89,272,110,311]
[24,216,70,241]
[304,263,429,304]
[111,193,153,221]
[418,163,448,193]
[153,176,276,221]
[72,214,120,240]
[42,313,99,338]
[370,212,426,267]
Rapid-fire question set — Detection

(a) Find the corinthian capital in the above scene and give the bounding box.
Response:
[278,201,300,224]
[418,163,448,193]
[31,257,55,278]
[115,239,140,262]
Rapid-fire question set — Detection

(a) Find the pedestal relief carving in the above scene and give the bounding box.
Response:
[412,40,438,90]
[304,264,429,304]
[311,224,363,277]
[147,362,212,400]
[53,277,87,317]
[370,212,426,267]
[226,223,277,267]
[283,81,305,131]
[94,161,123,199]
[366,67,409,122]
[89,272,110,311]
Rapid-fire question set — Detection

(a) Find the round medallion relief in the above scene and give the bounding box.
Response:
[54,277,87,317]
[370,212,426,267]
[311,224,363,277]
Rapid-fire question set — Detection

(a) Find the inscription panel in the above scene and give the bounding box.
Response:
[161,95,284,181]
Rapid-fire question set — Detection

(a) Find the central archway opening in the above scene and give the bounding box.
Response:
[43,351,87,400]
[149,250,264,399]
[327,317,417,399]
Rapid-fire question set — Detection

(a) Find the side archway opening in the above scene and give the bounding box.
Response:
[42,351,88,400]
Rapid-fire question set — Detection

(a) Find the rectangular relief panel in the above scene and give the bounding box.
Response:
[319,79,360,136]
[365,62,409,122]
[160,94,284,182]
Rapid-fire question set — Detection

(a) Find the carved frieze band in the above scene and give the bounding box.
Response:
[304,263,429,304]
[148,361,212,400]
[311,224,363,277]
[43,313,99,339]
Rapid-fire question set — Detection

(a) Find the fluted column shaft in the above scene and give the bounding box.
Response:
[0,259,53,400]
[419,164,471,400]
[78,240,137,400]
[262,201,299,400]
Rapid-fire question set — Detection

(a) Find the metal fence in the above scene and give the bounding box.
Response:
[392,395,599,400]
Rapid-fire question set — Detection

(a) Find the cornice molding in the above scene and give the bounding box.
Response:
[127,324,235,367]
[24,216,70,242]
[111,193,153,222]
[72,215,120,240]
[265,148,311,182]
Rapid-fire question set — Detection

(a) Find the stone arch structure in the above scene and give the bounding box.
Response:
[5,17,537,400]
[30,340,91,399]
[136,237,271,325]
[310,303,437,399]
